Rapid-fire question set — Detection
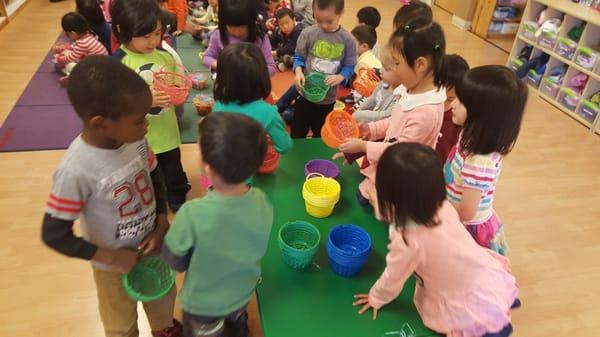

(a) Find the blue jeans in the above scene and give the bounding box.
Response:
[276,84,299,112]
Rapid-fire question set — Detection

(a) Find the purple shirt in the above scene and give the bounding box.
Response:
[203,30,277,76]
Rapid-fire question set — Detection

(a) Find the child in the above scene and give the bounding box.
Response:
[356,6,381,57]
[191,0,218,46]
[291,0,357,138]
[203,0,277,76]
[290,0,314,25]
[111,0,191,212]
[159,0,187,36]
[393,0,433,32]
[352,48,400,123]
[351,25,382,75]
[445,65,528,255]
[76,0,112,52]
[270,8,304,72]
[435,54,469,163]
[352,142,519,337]
[54,12,108,79]
[338,18,447,205]
[162,113,273,337]
[42,56,182,337]
[265,0,289,34]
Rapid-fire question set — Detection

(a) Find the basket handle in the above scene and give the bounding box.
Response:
[304,172,326,195]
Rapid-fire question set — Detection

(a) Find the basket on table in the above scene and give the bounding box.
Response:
[278,221,321,269]
[302,173,341,218]
[321,110,359,149]
[302,72,329,103]
[326,224,372,277]
[257,136,280,174]
[304,159,340,179]
[122,255,176,302]
[153,66,192,105]
[353,67,381,97]
[193,94,214,116]
[188,71,209,90]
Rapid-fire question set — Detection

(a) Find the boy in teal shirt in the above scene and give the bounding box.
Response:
[162,113,273,337]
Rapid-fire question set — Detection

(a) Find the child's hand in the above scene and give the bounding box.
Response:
[138,214,169,256]
[266,18,276,30]
[295,69,305,87]
[339,138,367,154]
[272,50,278,57]
[52,44,66,54]
[353,294,379,320]
[358,123,371,140]
[173,30,183,36]
[325,74,345,86]
[332,152,349,165]
[112,249,140,274]
[151,87,171,108]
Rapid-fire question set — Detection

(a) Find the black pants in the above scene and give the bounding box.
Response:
[156,147,190,207]
[291,96,334,138]
[182,306,248,337]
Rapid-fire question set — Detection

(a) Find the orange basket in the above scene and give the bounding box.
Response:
[257,137,280,174]
[153,66,192,105]
[321,110,359,149]
[353,68,381,97]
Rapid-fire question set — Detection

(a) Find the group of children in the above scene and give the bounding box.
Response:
[42,1,529,337]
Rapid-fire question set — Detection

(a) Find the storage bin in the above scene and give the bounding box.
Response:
[510,58,524,71]
[579,100,599,123]
[539,77,561,98]
[575,47,598,70]
[522,21,538,40]
[526,69,543,88]
[538,31,558,50]
[560,88,581,111]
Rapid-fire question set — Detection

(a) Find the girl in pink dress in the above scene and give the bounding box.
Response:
[353,143,519,337]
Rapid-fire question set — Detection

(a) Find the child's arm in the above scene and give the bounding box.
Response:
[162,205,195,272]
[356,88,379,111]
[292,30,309,86]
[203,32,221,70]
[333,32,358,86]
[268,112,293,154]
[454,154,499,223]
[57,41,85,64]
[275,26,301,58]
[259,36,277,76]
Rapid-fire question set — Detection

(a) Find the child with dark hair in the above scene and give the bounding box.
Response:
[393,0,433,32]
[356,6,380,57]
[203,0,277,76]
[445,65,528,255]
[159,0,187,36]
[111,0,191,212]
[265,0,289,34]
[42,56,182,337]
[436,54,469,163]
[270,7,304,72]
[291,0,357,138]
[351,25,381,75]
[53,12,108,81]
[352,142,519,337]
[162,112,273,337]
[76,0,112,52]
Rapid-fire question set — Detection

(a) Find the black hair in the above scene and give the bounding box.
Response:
[110,0,163,43]
[275,7,295,21]
[351,25,377,50]
[75,0,106,27]
[389,17,447,88]
[198,113,268,184]
[376,143,446,229]
[393,1,433,31]
[218,0,264,45]
[214,42,271,104]
[161,9,177,34]
[444,54,469,89]
[61,12,91,34]
[67,56,152,120]
[314,0,344,14]
[456,65,528,155]
[357,6,381,28]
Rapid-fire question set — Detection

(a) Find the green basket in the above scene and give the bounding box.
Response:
[278,221,321,270]
[122,255,176,302]
[302,72,329,103]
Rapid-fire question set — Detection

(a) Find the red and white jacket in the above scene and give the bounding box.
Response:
[56,33,108,65]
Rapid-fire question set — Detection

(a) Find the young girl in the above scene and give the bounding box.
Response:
[445,65,528,255]
[337,18,447,205]
[75,0,112,52]
[111,0,190,212]
[352,143,519,337]
[203,0,277,76]
[393,0,433,32]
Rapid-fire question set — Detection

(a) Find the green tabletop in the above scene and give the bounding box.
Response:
[254,139,438,337]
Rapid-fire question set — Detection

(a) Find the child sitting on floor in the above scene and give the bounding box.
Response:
[191,0,218,45]
[265,0,289,34]
[356,6,381,57]
[270,8,304,72]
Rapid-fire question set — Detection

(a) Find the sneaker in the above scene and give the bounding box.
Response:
[281,107,294,125]
[59,76,69,87]
[277,62,287,72]
[155,319,183,337]
[341,94,355,104]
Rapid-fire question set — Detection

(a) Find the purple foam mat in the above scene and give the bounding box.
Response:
[0,105,81,152]
[15,72,70,106]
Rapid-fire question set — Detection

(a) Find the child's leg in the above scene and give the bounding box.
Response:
[63,62,77,76]
[224,308,249,337]
[156,147,191,212]
[143,286,180,336]
[290,96,313,138]
[308,102,334,138]
[276,84,299,112]
[182,306,248,337]
[92,268,139,337]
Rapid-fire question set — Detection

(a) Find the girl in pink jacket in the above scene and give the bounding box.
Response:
[353,143,519,337]
[337,18,446,205]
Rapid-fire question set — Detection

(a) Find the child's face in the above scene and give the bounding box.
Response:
[128,22,163,54]
[354,37,369,56]
[391,50,429,91]
[278,15,296,36]
[226,25,249,40]
[102,109,149,144]
[268,0,281,10]
[444,87,457,112]
[450,96,467,126]
[380,56,403,88]
[314,5,341,32]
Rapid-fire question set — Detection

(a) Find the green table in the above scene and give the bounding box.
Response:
[254,139,438,337]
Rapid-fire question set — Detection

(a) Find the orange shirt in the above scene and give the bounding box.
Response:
[163,0,187,32]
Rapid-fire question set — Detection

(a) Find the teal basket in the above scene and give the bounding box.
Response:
[302,72,329,103]
[278,221,321,270]
[122,255,176,302]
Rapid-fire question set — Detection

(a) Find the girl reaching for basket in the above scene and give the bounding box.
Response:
[353,143,519,337]
[111,0,190,212]
[334,17,447,206]
[203,0,277,76]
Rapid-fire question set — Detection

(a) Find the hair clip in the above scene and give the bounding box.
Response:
[404,25,411,33]
[434,44,441,51]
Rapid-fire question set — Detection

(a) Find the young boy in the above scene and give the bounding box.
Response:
[436,54,470,163]
[162,113,273,337]
[270,8,304,72]
[42,56,182,337]
[351,25,381,76]
[291,0,357,138]
[356,6,381,57]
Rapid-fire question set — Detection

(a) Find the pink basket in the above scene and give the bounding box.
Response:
[153,68,192,105]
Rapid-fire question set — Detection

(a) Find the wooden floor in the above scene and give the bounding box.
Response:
[1,1,599,336]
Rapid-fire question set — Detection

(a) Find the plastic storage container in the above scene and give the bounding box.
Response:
[526,69,543,88]
[539,77,561,98]
[538,31,558,50]
[522,21,539,40]
[575,47,598,70]
[510,58,524,71]
[579,100,599,123]
[560,88,581,111]
[556,38,578,60]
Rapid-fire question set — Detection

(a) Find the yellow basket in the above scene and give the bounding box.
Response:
[302,173,341,218]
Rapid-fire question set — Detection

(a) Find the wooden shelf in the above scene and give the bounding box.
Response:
[535,0,600,26]
[496,1,527,9]
[491,16,523,23]
[534,86,594,128]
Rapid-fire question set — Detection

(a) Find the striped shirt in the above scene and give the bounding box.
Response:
[56,33,108,65]
[443,143,503,225]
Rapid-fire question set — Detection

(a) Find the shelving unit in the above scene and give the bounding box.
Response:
[507,0,600,133]
[0,0,29,31]
[473,0,528,52]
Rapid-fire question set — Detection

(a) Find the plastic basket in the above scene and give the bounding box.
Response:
[193,94,214,116]
[353,68,380,97]
[321,110,359,149]
[327,224,372,277]
[258,137,280,174]
[122,255,176,302]
[153,67,192,105]
[278,221,321,269]
[302,72,329,103]
[304,159,340,179]
[188,71,209,90]
[302,173,341,218]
